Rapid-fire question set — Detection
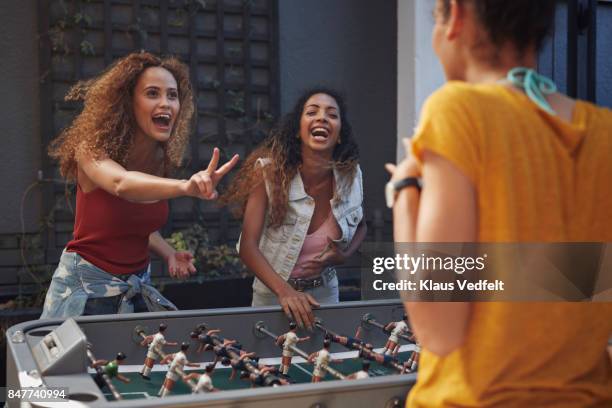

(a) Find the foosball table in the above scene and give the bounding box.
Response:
[6,300,417,407]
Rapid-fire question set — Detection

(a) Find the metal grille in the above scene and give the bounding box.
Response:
[37,0,280,269]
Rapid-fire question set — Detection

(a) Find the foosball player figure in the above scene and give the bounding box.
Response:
[140,323,177,380]
[347,360,370,380]
[158,342,199,397]
[276,322,310,375]
[207,338,248,365]
[308,338,340,383]
[404,342,421,372]
[360,345,396,368]
[182,364,216,394]
[192,329,221,353]
[92,352,131,388]
[221,352,258,381]
[326,329,373,351]
[383,314,410,356]
[240,368,287,388]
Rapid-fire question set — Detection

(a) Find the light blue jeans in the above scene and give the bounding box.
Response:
[41,250,177,318]
[251,270,339,306]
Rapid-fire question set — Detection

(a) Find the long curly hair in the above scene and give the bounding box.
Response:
[220,88,360,228]
[48,51,194,179]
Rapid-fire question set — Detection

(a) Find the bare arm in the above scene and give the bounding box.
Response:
[239,181,319,329]
[390,148,476,357]
[149,231,195,278]
[77,147,239,202]
[78,154,189,201]
[149,231,175,261]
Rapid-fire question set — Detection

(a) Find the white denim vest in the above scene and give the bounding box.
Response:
[238,158,364,296]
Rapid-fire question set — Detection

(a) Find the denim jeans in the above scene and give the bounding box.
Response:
[41,250,176,318]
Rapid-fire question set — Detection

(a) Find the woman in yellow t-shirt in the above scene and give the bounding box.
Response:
[387,0,612,407]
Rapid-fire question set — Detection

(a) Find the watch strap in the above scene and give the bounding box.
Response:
[393,177,421,192]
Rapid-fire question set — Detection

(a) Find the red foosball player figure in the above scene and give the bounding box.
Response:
[140,323,177,380]
[347,359,370,380]
[382,314,409,356]
[183,364,216,394]
[308,338,340,383]
[276,322,310,375]
[158,342,199,397]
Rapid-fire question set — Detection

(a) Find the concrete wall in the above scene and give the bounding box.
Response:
[397,0,444,160]
[0,0,41,233]
[278,0,397,221]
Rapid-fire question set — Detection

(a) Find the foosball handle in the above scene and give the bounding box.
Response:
[132,325,148,344]
[253,321,267,339]
[360,313,374,331]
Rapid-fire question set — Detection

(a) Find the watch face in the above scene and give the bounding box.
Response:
[385,181,395,209]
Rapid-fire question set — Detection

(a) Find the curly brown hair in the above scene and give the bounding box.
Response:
[48,51,194,180]
[220,88,360,228]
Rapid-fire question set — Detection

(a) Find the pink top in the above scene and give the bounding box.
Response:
[289,212,341,279]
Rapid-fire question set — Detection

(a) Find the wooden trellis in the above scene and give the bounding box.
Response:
[37,0,280,266]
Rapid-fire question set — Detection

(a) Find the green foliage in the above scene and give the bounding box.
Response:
[166,224,248,280]
[48,0,96,57]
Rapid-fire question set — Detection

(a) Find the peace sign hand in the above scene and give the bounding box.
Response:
[183,148,240,200]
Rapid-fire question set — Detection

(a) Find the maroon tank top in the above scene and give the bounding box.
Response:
[66,185,169,275]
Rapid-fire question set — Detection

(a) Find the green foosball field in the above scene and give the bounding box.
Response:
[98,350,414,400]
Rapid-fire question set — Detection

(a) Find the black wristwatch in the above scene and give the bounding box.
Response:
[385,177,422,208]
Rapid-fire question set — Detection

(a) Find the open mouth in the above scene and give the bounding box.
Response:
[310,127,329,140]
[152,113,172,129]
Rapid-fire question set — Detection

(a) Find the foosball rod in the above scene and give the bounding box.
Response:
[135,329,198,392]
[86,348,122,401]
[254,322,346,380]
[314,321,405,374]
[361,313,415,343]
[206,331,261,377]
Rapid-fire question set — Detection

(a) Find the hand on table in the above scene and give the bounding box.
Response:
[277,286,320,330]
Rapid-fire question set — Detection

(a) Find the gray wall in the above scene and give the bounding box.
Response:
[596,2,612,108]
[0,0,41,233]
[278,0,397,227]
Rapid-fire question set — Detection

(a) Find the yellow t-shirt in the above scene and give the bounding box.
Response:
[408,82,612,407]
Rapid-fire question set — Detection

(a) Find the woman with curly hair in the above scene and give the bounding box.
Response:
[41,52,238,318]
[221,89,366,329]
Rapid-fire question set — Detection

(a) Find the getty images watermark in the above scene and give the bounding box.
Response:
[371,253,505,292]
[361,243,611,302]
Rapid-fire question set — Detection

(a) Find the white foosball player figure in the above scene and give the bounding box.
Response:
[347,360,370,380]
[308,338,336,383]
[158,342,199,397]
[140,323,177,380]
[383,314,409,356]
[276,322,310,375]
[183,364,216,394]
